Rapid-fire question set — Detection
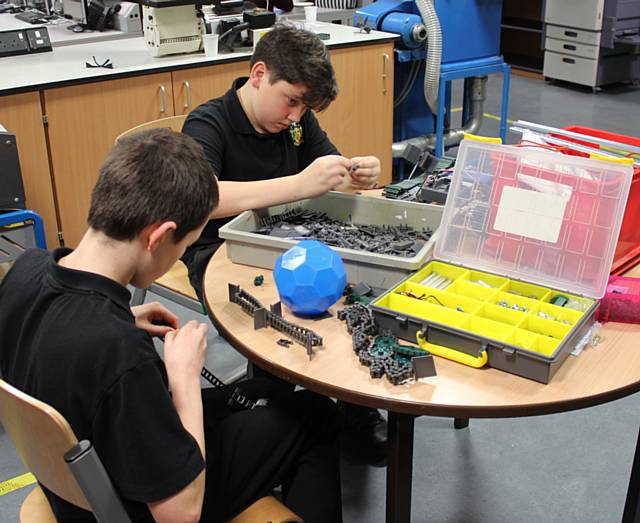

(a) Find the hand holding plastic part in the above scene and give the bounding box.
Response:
[348,156,380,189]
[297,155,351,197]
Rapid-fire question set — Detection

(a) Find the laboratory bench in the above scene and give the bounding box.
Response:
[0,22,395,247]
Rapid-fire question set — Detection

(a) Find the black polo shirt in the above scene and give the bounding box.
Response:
[182,77,339,251]
[0,248,205,522]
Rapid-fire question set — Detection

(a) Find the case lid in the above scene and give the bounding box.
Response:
[434,139,634,299]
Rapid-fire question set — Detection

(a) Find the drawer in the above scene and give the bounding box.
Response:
[545,37,599,60]
[546,24,602,46]
[543,50,598,87]
[545,0,604,30]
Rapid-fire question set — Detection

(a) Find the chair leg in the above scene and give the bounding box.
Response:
[454,418,469,429]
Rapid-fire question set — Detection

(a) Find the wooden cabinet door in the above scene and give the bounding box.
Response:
[44,73,174,247]
[0,92,59,247]
[172,61,249,115]
[318,42,394,185]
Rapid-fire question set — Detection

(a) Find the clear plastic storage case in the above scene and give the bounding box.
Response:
[370,139,634,383]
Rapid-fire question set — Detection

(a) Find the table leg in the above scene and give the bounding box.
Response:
[386,411,415,523]
[623,426,640,522]
[454,418,469,429]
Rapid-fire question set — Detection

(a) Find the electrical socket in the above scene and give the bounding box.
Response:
[0,27,51,58]
[0,30,30,57]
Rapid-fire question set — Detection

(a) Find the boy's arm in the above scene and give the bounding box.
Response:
[148,321,208,523]
[211,155,353,218]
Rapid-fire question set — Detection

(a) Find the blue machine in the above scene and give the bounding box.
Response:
[356,0,510,170]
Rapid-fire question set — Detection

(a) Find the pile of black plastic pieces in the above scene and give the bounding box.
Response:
[255,209,432,257]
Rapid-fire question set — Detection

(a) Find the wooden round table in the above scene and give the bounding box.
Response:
[204,244,640,523]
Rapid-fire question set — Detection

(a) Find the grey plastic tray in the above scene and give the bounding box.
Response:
[219,191,443,288]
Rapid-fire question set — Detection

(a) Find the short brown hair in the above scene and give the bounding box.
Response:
[88,128,218,242]
[251,24,338,111]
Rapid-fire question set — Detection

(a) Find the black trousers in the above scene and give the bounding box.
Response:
[200,378,343,523]
[181,243,221,304]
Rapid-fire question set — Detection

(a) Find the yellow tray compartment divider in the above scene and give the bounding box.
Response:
[448,279,499,301]
[537,336,561,357]
[536,302,584,326]
[501,280,552,301]
[378,292,468,328]
[457,270,510,291]
[461,316,514,342]
[509,328,539,352]
[487,291,541,315]
[408,261,469,289]
[541,291,594,311]
[520,315,572,340]
[400,282,483,315]
[507,329,561,357]
[476,303,528,327]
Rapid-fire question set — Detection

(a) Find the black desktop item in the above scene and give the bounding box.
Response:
[14,9,49,24]
[212,0,244,15]
[0,131,26,210]
[85,0,119,31]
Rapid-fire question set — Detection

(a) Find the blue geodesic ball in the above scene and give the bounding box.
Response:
[273,240,347,316]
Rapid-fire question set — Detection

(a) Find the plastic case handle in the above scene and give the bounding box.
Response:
[416,330,488,368]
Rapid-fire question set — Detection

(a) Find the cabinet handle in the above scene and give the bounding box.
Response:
[382,53,389,94]
[562,57,576,64]
[159,84,167,113]
[564,30,578,38]
[563,44,577,51]
[183,80,192,110]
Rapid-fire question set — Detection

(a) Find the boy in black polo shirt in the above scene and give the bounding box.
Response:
[182,24,386,462]
[182,24,381,300]
[0,129,342,523]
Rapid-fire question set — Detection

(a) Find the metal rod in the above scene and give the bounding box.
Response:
[511,127,640,167]
[512,120,640,156]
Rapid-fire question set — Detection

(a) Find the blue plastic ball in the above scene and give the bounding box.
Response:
[274,240,347,316]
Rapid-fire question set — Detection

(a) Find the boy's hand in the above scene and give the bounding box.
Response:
[297,155,352,198]
[132,302,179,338]
[164,320,208,386]
[347,156,380,190]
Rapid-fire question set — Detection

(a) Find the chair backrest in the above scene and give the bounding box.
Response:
[0,379,90,510]
[115,114,188,143]
[0,379,131,522]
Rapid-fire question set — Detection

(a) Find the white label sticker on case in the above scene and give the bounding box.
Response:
[494,185,569,243]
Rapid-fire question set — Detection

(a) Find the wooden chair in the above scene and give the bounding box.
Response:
[0,379,301,523]
[114,114,187,143]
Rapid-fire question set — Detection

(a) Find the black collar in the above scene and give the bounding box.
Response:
[225,77,259,135]
[48,248,132,314]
